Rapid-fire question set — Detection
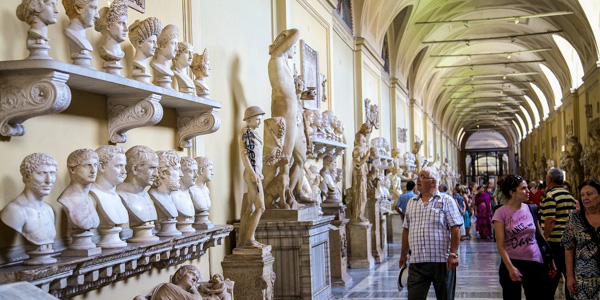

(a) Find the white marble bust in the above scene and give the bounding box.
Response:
[94,0,128,74]
[171,156,197,218]
[62,0,99,67]
[16,0,59,59]
[148,150,182,236]
[90,145,129,227]
[171,42,195,94]
[129,17,162,83]
[151,24,178,88]
[190,48,210,97]
[320,154,341,203]
[189,156,213,229]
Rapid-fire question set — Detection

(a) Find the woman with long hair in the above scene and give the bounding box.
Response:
[475,185,493,239]
[492,175,556,299]
[460,185,472,239]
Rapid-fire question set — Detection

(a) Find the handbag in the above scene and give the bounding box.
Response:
[527,204,554,264]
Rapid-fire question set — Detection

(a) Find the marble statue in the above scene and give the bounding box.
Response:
[334,117,345,143]
[94,0,128,75]
[189,156,214,229]
[263,117,296,209]
[299,164,322,205]
[191,48,210,97]
[538,155,547,181]
[134,265,233,300]
[172,42,195,94]
[62,0,99,67]
[0,153,58,265]
[57,148,101,256]
[151,24,178,88]
[322,110,336,140]
[303,109,318,137]
[568,136,584,193]
[89,145,129,248]
[148,150,183,237]
[16,0,59,59]
[129,17,162,83]
[387,148,403,200]
[313,110,325,138]
[320,154,342,203]
[171,156,197,233]
[238,106,266,249]
[117,145,159,242]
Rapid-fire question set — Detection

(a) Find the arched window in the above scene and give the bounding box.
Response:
[524,95,540,127]
[520,106,533,133]
[530,83,550,119]
[552,35,584,89]
[515,114,527,139]
[578,0,600,62]
[539,64,564,109]
[512,120,522,142]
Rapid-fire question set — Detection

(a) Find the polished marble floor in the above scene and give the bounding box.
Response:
[331,238,566,299]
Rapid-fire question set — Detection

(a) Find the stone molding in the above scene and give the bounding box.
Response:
[176,107,221,148]
[108,94,163,143]
[311,137,347,159]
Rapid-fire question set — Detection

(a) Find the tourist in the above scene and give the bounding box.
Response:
[474,185,492,239]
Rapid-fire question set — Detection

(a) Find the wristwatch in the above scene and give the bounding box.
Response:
[449,252,459,258]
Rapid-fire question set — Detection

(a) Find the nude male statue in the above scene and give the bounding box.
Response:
[190,156,214,229]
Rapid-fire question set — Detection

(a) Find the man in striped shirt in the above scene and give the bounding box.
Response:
[540,168,576,300]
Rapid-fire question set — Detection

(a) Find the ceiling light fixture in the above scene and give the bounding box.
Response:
[415,11,573,25]
[514,18,520,24]
[423,30,561,44]
[430,48,552,59]
[435,59,545,69]
[441,72,539,79]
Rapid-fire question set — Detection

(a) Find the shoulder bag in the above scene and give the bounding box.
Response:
[527,204,554,264]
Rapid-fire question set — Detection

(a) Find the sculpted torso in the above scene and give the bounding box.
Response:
[0,200,56,245]
[65,22,93,52]
[89,186,129,226]
[190,185,211,212]
[117,186,158,223]
[57,195,100,230]
[148,190,179,218]
[171,190,195,217]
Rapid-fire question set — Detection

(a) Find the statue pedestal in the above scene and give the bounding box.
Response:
[193,211,214,229]
[322,203,351,286]
[222,246,276,300]
[26,39,51,60]
[387,211,403,243]
[156,218,182,237]
[260,205,319,221]
[24,244,57,265]
[176,216,196,233]
[347,222,374,269]
[366,192,385,263]
[127,221,159,243]
[102,61,123,76]
[132,70,151,83]
[97,226,127,249]
[155,75,173,89]
[62,230,101,257]
[71,51,93,69]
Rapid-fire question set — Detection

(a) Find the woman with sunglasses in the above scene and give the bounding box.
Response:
[492,175,556,299]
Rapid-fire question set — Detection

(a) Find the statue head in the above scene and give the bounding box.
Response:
[323,154,336,171]
[125,145,159,187]
[180,156,198,189]
[172,42,193,70]
[195,156,213,184]
[94,0,128,42]
[17,0,59,26]
[156,24,178,59]
[243,106,265,129]
[209,273,224,284]
[129,17,162,57]
[153,150,182,191]
[191,48,210,78]
[96,145,126,187]
[67,148,99,185]
[62,0,99,28]
[20,153,58,198]
[269,28,299,57]
[171,265,201,292]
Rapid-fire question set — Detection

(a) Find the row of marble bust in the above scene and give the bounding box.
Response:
[15,0,210,96]
[0,145,216,265]
[304,109,345,143]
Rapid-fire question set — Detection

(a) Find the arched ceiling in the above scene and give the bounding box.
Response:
[355,0,599,147]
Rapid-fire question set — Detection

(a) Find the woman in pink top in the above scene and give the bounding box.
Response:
[492,175,556,299]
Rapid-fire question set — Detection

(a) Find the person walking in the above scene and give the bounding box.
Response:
[474,185,493,239]
[395,180,417,222]
[399,167,463,300]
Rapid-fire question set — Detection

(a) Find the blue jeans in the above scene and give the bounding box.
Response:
[408,262,456,300]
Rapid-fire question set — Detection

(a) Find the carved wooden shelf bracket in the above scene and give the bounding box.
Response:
[108,94,163,144]
[177,107,221,149]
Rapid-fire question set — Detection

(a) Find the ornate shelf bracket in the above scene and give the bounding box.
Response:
[310,137,348,159]
[107,94,163,144]
[176,107,221,148]
[0,71,71,137]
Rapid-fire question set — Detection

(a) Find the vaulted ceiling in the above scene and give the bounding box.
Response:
[353,0,599,148]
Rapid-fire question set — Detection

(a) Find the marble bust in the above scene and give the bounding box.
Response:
[62,0,99,68]
[148,150,182,237]
[94,0,128,75]
[57,148,101,256]
[191,48,210,97]
[171,42,195,94]
[170,156,197,233]
[129,17,162,83]
[151,24,178,88]
[16,0,59,59]
[0,153,58,265]
[320,154,341,203]
[116,145,159,242]
[89,145,129,248]
[189,156,214,229]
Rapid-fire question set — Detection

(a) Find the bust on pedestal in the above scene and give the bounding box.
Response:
[150,24,178,89]
[0,153,58,265]
[190,156,214,230]
[129,17,162,83]
[171,42,195,94]
[62,0,99,68]
[89,145,129,248]
[320,154,342,204]
[116,145,159,242]
[170,157,197,233]
[191,48,210,97]
[57,148,101,257]
[148,150,182,237]
[94,0,128,75]
[16,0,59,59]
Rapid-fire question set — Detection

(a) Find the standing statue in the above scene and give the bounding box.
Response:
[238,106,266,249]
[94,0,128,75]
[129,17,162,83]
[148,150,182,237]
[191,48,211,97]
[57,148,101,256]
[16,0,59,59]
[262,117,296,209]
[151,24,178,88]
[171,42,195,94]
[568,136,584,193]
[170,156,197,233]
[89,145,129,248]
[189,156,214,229]
[116,145,159,242]
[0,153,58,265]
[62,0,99,68]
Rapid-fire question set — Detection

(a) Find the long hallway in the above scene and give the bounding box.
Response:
[332,239,504,299]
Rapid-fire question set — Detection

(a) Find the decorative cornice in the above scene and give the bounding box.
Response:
[355,37,385,67]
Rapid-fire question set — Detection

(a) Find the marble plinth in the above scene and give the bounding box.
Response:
[97,226,127,249]
[24,244,57,266]
[347,222,374,269]
[156,219,182,237]
[176,216,196,233]
[193,211,214,229]
[328,219,352,286]
[241,216,334,300]
[366,192,384,263]
[387,212,403,243]
[222,246,275,300]
[62,231,101,257]
[127,222,159,243]
[321,202,346,220]
[261,205,319,221]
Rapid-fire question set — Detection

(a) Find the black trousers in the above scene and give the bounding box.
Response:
[499,259,554,300]
[408,262,456,300]
[548,241,575,300]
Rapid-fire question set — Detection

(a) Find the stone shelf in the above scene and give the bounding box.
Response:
[310,137,347,158]
[0,59,221,147]
[372,154,394,169]
[0,225,232,299]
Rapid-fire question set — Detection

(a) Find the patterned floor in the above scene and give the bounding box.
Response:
[331,238,506,299]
